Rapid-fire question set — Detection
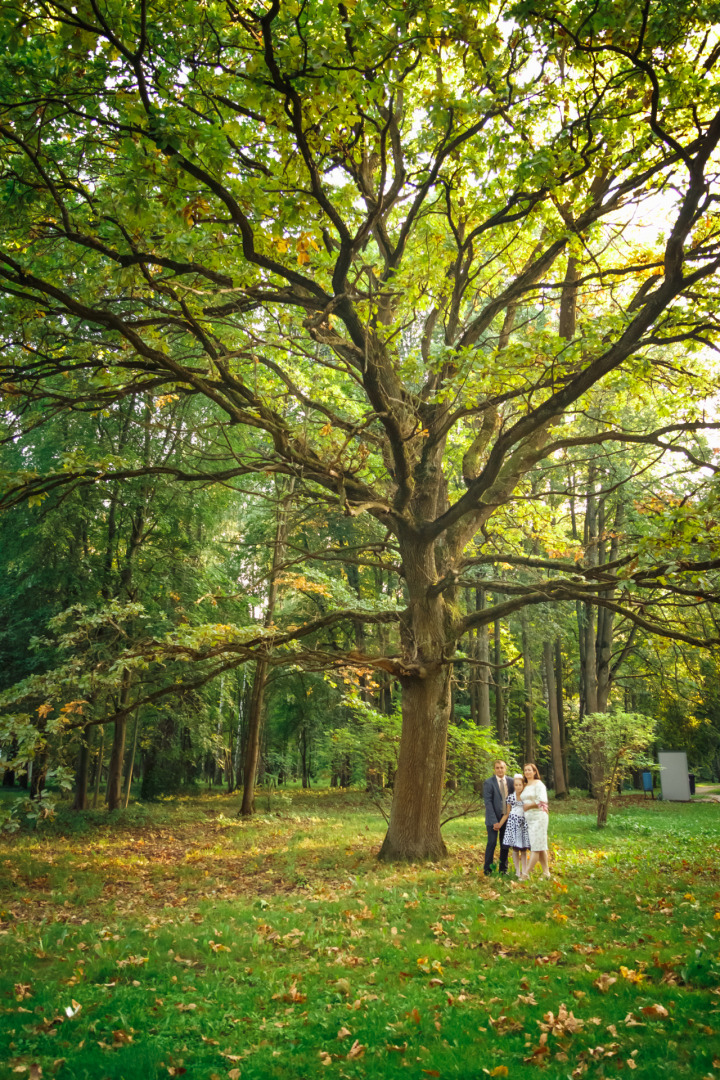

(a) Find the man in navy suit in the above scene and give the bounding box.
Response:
[483,759,510,875]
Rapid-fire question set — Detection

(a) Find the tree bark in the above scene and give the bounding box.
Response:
[544,640,567,797]
[73,724,93,810]
[378,665,452,860]
[379,535,453,861]
[92,725,105,808]
[106,670,130,811]
[241,659,267,813]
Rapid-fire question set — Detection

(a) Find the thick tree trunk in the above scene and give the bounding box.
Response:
[378,665,452,861]
[240,657,268,814]
[73,724,93,810]
[544,640,567,797]
[379,530,454,861]
[106,713,127,811]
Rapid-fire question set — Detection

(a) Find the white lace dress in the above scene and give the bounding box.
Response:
[521,780,549,852]
[504,792,530,850]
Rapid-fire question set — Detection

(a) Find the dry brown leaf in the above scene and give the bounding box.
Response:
[347,1040,365,1060]
[538,1003,584,1036]
[337,1027,352,1040]
[640,1003,668,1019]
[593,974,617,993]
[228,1070,241,1080]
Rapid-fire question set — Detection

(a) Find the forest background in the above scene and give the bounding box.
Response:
[1,0,720,857]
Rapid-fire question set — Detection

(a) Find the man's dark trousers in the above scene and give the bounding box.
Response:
[483,774,510,874]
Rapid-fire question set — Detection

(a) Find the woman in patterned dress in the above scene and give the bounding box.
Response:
[499,774,531,878]
[520,763,551,879]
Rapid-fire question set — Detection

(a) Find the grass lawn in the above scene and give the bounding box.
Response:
[0,788,718,1079]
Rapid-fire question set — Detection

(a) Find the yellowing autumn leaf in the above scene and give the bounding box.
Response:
[620,966,646,984]
[209,940,231,953]
[593,973,617,993]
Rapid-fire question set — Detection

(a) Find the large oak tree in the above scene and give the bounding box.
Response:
[2,0,720,857]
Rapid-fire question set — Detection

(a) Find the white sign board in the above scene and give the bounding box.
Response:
[658,751,691,802]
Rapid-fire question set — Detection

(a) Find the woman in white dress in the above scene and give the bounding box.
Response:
[520,763,551,879]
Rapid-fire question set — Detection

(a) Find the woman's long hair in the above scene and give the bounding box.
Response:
[523,763,541,780]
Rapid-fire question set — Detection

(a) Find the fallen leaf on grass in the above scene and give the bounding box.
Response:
[113,1029,133,1044]
[593,974,617,993]
[524,1033,550,1063]
[538,1004,584,1036]
[209,941,231,953]
[347,1040,365,1060]
[272,983,306,1003]
[319,1052,332,1066]
[228,1070,241,1080]
[535,951,562,966]
[620,966,646,984]
[337,1027,352,1040]
[487,1068,509,1077]
[641,1004,668,1019]
[627,1060,637,1070]
[176,1002,197,1012]
[386,1043,408,1054]
[489,1013,523,1034]
[64,999,82,1019]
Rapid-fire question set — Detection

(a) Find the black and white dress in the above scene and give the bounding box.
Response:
[504,792,530,850]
